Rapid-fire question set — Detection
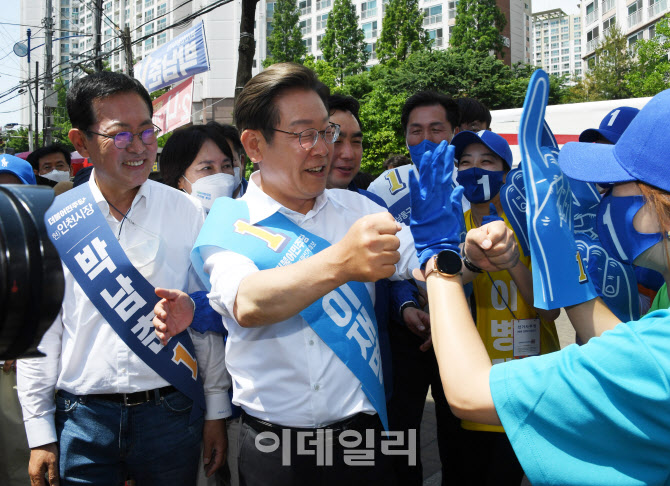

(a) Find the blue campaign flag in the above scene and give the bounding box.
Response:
[134,21,210,93]
[518,70,597,309]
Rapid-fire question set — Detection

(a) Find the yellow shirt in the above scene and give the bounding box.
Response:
[462,209,561,432]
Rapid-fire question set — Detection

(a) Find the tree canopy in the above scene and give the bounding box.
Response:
[320,0,369,83]
[376,0,431,65]
[450,0,507,59]
[264,0,306,66]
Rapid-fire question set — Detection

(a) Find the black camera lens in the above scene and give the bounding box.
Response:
[0,185,64,359]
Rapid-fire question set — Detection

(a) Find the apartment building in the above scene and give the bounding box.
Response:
[532,8,584,78]
[258,0,532,68]
[581,0,670,65]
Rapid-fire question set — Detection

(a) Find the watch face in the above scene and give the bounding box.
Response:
[436,250,462,275]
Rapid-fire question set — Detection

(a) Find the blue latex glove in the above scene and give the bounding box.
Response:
[518,70,597,309]
[408,141,465,267]
[482,203,504,225]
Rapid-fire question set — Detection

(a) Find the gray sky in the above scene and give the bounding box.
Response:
[0,0,22,129]
[533,0,581,15]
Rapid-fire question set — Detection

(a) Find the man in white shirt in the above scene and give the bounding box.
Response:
[17,72,231,485]
[154,63,518,486]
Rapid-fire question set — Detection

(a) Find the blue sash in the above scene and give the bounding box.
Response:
[191,198,388,430]
[44,183,205,421]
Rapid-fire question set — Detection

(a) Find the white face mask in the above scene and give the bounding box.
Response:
[184,173,237,210]
[41,169,70,183]
[234,167,241,188]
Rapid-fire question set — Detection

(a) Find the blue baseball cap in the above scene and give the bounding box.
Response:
[559,89,670,192]
[451,130,513,170]
[0,154,36,184]
[579,106,639,144]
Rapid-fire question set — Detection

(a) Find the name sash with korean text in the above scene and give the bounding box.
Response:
[191,197,388,430]
[44,183,205,421]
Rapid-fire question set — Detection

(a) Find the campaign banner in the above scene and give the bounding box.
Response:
[152,78,193,134]
[135,21,209,93]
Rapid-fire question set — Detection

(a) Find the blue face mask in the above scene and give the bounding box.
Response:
[408,139,440,165]
[456,167,506,203]
[596,193,664,264]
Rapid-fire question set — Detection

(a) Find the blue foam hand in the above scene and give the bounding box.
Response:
[482,203,504,225]
[408,141,465,266]
[518,69,597,309]
[500,167,530,255]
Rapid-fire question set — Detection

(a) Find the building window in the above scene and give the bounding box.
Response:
[300,18,312,35]
[299,0,312,15]
[157,3,167,16]
[361,0,377,20]
[423,5,442,26]
[428,28,443,47]
[362,21,378,39]
[302,37,312,53]
[157,32,167,46]
[317,13,328,30]
[266,2,274,18]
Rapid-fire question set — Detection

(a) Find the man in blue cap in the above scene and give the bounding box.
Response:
[0,154,37,185]
[579,106,639,144]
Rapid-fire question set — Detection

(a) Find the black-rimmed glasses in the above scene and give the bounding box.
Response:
[272,124,340,150]
[87,124,162,149]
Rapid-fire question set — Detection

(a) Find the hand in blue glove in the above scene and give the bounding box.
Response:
[408,140,466,267]
[482,203,503,225]
[189,290,226,335]
[518,70,597,309]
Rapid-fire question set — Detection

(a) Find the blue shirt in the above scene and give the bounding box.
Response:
[490,310,670,485]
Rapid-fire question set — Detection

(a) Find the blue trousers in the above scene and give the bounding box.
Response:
[55,389,203,486]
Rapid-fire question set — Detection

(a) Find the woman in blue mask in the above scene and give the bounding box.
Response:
[414,90,670,485]
[449,130,561,485]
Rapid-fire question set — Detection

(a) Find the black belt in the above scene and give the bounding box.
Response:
[60,385,178,406]
[241,411,377,436]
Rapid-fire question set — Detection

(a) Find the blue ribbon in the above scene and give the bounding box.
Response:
[44,183,205,422]
[191,197,388,430]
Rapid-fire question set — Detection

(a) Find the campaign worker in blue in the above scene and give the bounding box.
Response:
[412,87,670,485]
[16,72,231,486]
[154,64,518,486]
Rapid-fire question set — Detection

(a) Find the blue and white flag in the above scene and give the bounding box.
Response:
[134,21,210,93]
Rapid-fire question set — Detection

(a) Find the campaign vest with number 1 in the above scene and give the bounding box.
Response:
[191,197,388,430]
[44,183,206,422]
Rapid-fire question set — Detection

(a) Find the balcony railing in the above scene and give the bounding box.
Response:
[628,10,642,28]
[649,0,668,19]
[423,13,442,26]
[364,29,378,39]
[300,6,312,15]
[316,0,331,10]
[433,37,443,47]
[601,0,615,12]
[317,19,327,30]
[361,8,377,19]
[586,37,599,52]
[585,9,599,25]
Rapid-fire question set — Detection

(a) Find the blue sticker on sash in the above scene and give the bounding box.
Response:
[44,183,205,421]
[192,198,388,430]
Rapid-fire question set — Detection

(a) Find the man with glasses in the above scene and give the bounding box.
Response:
[17,72,231,485]
[154,63,418,485]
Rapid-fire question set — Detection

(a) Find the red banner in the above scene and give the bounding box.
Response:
[152,77,193,134]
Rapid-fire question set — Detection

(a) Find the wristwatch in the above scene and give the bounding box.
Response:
[425,250,463,278]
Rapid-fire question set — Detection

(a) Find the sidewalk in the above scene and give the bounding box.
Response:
[420,310,576,485]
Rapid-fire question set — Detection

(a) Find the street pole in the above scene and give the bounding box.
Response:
[27,29,34,152]
[124,27,133,77]
[34,62,39,149]
[94,0,103,72]
[44,0,54,145]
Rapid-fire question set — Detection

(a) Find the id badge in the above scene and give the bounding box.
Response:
[513,318,540,358]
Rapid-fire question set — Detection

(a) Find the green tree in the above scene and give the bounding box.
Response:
[581,25,633,100]
[5,127,33,153]
[50,77,75,152]
[450,0,507,60]
[376,0,431,65]
[320,0,369,84]
[264,0,306,67]
[303,55,338,91]
[625,14,670,97]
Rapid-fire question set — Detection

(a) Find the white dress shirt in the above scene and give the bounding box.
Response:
[17,173,232,448]
[203,172,418,428]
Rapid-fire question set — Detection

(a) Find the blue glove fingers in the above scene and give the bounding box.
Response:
[449,185,465,215]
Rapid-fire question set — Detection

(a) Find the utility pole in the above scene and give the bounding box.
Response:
[43,0,54,146]
[27,29,34,152]
[124,27,133,77]
[94,0,104,72]
[34,62,39,149]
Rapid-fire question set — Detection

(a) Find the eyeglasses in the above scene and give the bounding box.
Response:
[86,125,162,149]
[272,124,340,150]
